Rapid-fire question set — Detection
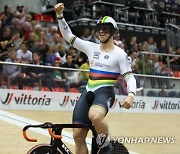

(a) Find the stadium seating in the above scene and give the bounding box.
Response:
[69,88,79,93]
[53,87,65,92]
[146,90,158,97]
[168,91,177,97]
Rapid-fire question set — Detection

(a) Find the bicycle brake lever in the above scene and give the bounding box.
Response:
[48,128,62,140]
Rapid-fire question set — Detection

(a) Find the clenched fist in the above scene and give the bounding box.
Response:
[121,95,134,109]
[54,3,64,18]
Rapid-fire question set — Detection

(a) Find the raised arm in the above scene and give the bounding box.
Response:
[54,3,95,55]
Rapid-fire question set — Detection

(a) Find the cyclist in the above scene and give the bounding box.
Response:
[55,3,136,154]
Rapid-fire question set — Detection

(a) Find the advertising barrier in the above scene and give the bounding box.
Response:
[0,89,179,113]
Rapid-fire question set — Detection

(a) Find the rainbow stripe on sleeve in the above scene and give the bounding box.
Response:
[70,36,77,45]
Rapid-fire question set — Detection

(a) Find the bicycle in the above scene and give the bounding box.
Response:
[23,122,129,154]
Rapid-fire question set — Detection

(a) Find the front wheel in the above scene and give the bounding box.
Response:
[27,144,62,154]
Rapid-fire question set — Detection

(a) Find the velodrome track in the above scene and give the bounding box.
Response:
[0,110,180,154]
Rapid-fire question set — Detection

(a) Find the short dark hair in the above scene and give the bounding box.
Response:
[4,5,9,12]
[2,26,10,33]
[66,54,72,59]
[33,51,41,57]
[22,41,29,48]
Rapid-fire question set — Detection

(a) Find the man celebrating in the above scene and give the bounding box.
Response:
[55,3,136,154]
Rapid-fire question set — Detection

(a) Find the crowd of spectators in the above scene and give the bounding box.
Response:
[0,4,179,93]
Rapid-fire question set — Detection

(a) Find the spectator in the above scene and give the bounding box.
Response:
[0,26,13,51]
[89,28,100,44]
[61,54,77,69]
[150,54,163,88]
[28,52,54,91]
[78,60,89,86]
[27,32,36,51]
[61,54,79,88]
[11,31,23,49]
[46,25,58,44]
[128,36,138,51]
[3,46,25,89]
[138,54,153,74]
[168,46,174,61]
[34,24,42,42]
[10,17,21,36]
[50,33,62,58]
[170,47,180,71]
[77,52,88,67]
[0,44,8,62]
[128,50,140,88]
[14,5,27,19]
[16,41,32,64]
[1,5,14,26]
[51,33,62,50]
[159,39,168,54]
[147,36,158,52]
[22,21,32,41]
[58,43,66,64]
[161,64,175,89]
[19,13,33,31]
[80,27,91,41]
[113,33,124,49]
[67,46,80,68]
[25,14,32,23]
[44,45,57,66]
[38,38,49,64]
[52,57,69,91]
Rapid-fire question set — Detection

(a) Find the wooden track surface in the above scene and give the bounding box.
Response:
[0,110,180,154]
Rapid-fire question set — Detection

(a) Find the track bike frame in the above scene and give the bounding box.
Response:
[23,122,99,154]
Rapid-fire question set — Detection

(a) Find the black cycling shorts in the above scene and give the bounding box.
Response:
[73,86,115,125]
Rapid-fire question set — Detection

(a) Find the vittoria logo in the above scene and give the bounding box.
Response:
[59,96,79,107]
[111,98,145,109]
[1,93,13,105]
[152,100,159,110]
[1,93,51,106]
[152,100,180,110]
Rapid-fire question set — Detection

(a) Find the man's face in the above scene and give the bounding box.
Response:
[32,53,40,62]
[97,24,112,34]
[22,44,27,52]
[9,50,16,60]
[131,51,137,60]
[17,6,24,13]
[4,28,11,37]
[66,55,73,64]
[97,24,112,42]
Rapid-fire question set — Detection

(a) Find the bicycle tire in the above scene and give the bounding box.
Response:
[27,144,62,154]
[111,140,129,154]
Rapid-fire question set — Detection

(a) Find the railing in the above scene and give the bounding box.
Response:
[141,51,180,76]
[0,59,179,98]
[166,23,180,50]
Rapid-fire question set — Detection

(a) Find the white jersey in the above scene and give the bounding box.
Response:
[16,49,32,63]
[58,19,136,94]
